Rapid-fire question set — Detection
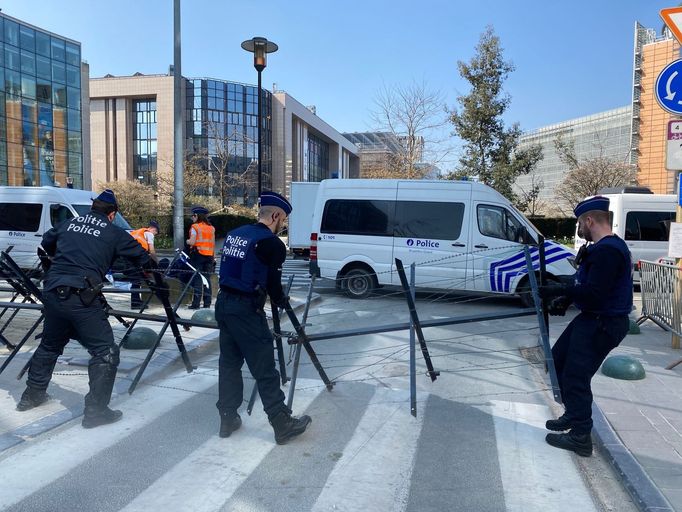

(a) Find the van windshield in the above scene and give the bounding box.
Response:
[72,205,133,230]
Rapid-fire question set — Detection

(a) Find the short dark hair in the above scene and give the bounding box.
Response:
[193,213,211,225]
[91,199,117,216]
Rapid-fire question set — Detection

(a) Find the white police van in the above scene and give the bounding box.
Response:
[0,186,132,270]
[308,179,576,304]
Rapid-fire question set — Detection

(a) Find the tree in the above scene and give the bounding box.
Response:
[98,180,171,228]
[370,81,451,178]
[449,26,542,200]
[553,134,638,209]
[156,151,214,207]
[516,171,546,216]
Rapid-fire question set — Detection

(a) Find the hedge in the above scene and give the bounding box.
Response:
[528,217,576,239]
[126,213,255,239]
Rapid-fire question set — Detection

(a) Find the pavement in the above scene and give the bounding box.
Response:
[0,285,316,453]
[1,283,682,511]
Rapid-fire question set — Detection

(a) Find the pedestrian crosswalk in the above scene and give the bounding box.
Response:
[281,258,313,289]
[0,366,601,512]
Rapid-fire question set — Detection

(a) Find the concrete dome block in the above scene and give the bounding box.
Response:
[191,308,217,328]
[601,355,645,380]
[121,327,158,350]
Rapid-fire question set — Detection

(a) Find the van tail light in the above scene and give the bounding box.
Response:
[634,260,640,272]
[310,233,318,261]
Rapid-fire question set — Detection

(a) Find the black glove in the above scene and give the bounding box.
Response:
[538,284,567,300]
[547,297,570,316]
[272,295,290,309]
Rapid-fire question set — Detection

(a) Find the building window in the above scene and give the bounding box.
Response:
[133,99,157,187]
[307,133,329,182]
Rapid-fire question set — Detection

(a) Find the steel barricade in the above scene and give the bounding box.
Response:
[637,260,682,338]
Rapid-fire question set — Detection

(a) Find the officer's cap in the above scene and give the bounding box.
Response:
[260,191,292,216]
[574,196,609,218]
[191,206,208,215]
[149,220,160,230]
[95,189,118,208]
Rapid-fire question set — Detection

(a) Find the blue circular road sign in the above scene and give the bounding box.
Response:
[656,59,682,115]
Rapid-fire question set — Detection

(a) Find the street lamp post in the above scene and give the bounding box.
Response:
[241,37,278,199]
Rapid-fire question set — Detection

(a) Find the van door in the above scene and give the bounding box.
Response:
[0,201,44,268]
[470,203,527,293]
[392,184,470,290]
[623,209,675,267]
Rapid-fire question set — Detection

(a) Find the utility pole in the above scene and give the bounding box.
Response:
[173,0,184,249]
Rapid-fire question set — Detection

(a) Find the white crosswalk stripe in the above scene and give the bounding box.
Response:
[0,368,601,512]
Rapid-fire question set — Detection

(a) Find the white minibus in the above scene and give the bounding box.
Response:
[309,179,576,305]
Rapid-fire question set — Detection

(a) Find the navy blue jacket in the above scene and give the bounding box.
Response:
[42,210,151,292]
[567,235,633,316]
[219,223,286,303]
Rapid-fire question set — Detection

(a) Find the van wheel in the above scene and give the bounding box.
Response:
[342,268,376,299]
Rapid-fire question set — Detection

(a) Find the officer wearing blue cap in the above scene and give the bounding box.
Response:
[540,195,632,456]
[215,190,311,444]
[16,188,153,429]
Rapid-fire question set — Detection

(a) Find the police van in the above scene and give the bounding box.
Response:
[0,186,132,270]
[308,179,576,304]
[573,187,676,283]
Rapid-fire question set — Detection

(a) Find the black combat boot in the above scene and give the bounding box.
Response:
[545,430,593,457]
[82,362,122,429]
[269,409,312,445]
[219,412,242,438]
[16,387,50,411]
[545,414,574,431]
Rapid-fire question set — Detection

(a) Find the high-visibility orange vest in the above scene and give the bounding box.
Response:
[190,222,215,256]
[130,228,151,252]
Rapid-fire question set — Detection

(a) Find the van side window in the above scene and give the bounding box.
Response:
[49,204,74,227]
[321,199,394,236]
[624,211,675,241]
[477,204,524,242]
[0,203,42,232]
[394,201,465,240]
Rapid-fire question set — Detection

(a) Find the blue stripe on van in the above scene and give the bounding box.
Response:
[488,242,573,292]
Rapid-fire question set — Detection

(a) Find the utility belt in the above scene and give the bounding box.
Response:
[220,285,266,310]
[53,281,104,306]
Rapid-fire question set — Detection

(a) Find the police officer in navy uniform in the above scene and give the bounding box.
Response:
[16,189,153,429]
[215,191,312,444]
[540,196,633,457]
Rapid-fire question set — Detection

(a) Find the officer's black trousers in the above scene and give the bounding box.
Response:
[551,312,629,434]
[190,254,213,307]
[27,290,117,392]
[215,291,286,418]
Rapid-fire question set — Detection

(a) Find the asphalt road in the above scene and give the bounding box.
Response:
[0,282,637,512]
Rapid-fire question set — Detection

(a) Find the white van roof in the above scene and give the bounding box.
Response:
[317,178,508,201]
[0,186,96,204]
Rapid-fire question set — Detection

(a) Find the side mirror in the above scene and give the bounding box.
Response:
[519,227,536,246]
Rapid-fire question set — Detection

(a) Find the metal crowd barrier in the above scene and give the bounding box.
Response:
[637,260,682,342]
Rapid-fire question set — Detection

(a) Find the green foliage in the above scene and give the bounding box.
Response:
[448,26,542,201]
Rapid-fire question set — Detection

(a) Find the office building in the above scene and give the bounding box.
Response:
[89,74,358,204]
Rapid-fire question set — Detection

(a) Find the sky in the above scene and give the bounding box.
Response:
[0,0,675,136]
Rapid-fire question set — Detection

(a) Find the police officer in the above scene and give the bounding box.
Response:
[186,206,215,309]
[16,189,153,429]
[540,196,632,457]
[216,191,311,444]
[130,220,159,309]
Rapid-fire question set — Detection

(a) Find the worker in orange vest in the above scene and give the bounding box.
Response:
[129,220,159,309]
[187,206,215,309]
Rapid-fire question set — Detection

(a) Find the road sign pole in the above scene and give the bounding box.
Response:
[675,171,682,349]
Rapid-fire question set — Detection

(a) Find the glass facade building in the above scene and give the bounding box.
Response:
[0,14,83,188]
[186,78,272,205]
[515,106,632,213]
